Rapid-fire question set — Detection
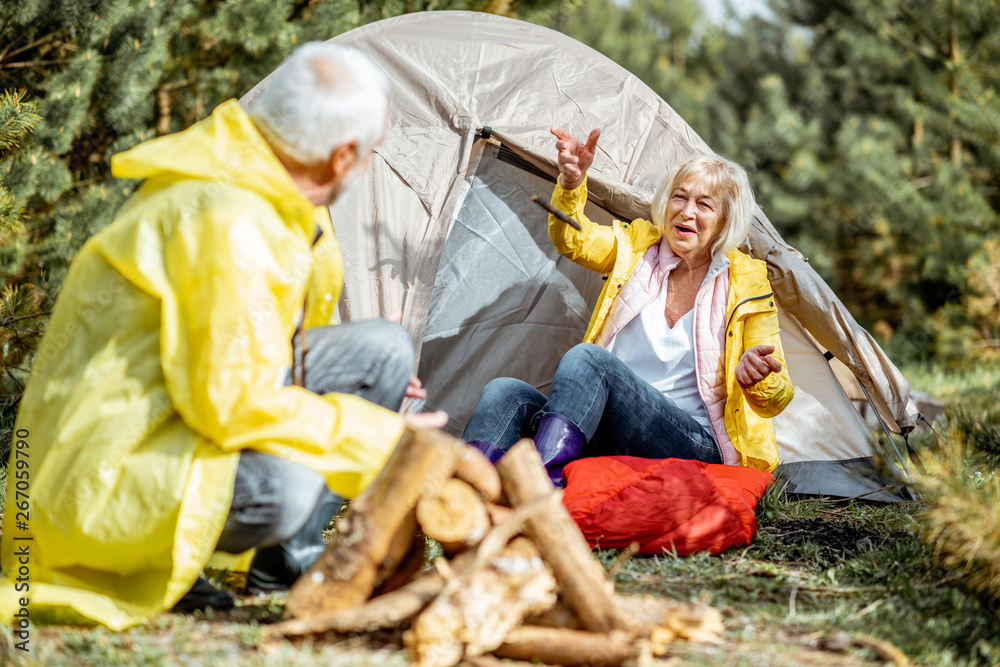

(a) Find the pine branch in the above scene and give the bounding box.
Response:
[0,89,40,152]
[0,30,63,64]
[955,66,1000,138]
[0,311,51,326]
[876,21,944,64]
[4,367,23,393]
[0,56,83,69]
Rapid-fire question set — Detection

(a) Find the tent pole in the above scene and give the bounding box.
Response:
[857,381,921,500]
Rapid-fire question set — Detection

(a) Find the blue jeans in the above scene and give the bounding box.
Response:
[462,343,722,464]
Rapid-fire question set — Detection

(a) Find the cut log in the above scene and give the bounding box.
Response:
[404,537,558,667]
[417,478,490,554]
[373,525,426,595]
[495,439,621,633]
[284,427,464,618]
[453,444,503,502]
[485,503,512,526]
[459,657,538,667]
[267,489,560,639]
[373,509,420,589]
[528,594,720,638]
[494,626,640,666]
[264,568,446,638]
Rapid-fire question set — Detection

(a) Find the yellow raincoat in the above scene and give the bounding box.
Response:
[549,177,793,471]
[0,100,404,629]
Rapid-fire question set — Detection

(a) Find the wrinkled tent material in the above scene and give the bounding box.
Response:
[241,11,918,500]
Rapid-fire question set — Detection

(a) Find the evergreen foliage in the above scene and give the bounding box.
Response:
[0,88,40,240]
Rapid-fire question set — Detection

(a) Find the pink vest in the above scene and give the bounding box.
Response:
[593,242,739,465]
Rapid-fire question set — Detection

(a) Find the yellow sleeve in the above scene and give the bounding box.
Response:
[159,196,403,499]
[741,307,795,419]
[548,175,617,274]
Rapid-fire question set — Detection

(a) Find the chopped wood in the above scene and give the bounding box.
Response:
[453,444,503,502]
[494,626,640,666]
[264,568,446,638]
[416,478,490,554]
[373,527,426,596]
[374,509,420,589]
[268,490,561,639]
[485,503,512,525]
[495,438,621,633]
[404,537,558,667]
[460,657,538,667]
[527,594,724,645]
[272,430,729,667]
[285,427,463,618]
[648,605,725,648]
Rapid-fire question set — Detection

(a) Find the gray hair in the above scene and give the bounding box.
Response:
[249,42,391,166]
[651,154,756,258]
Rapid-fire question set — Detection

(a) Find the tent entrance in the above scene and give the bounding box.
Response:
[417,141,610,436]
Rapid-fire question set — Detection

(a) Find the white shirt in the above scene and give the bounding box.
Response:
[607,277,714,436]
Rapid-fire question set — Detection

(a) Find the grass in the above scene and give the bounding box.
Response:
[2,361,1000,665]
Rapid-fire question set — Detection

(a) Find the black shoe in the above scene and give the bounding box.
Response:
[245,490,344,595]
[172,575,235,613]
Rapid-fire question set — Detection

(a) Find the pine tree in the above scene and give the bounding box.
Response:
[0,89,40,241]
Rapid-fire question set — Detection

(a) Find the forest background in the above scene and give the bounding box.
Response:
[1,0,998,442]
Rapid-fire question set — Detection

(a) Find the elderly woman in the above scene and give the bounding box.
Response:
[462,127,794,485]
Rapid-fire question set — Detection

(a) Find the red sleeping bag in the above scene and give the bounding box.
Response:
[562,456,773,556]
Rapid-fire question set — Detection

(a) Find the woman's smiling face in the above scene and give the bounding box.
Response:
[664,177,725,263]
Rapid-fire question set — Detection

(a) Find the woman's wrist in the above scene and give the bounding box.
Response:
[558,173,586,191]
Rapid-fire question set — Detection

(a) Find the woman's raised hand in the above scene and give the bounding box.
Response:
[735,345,784,390]
[550,126,600,190]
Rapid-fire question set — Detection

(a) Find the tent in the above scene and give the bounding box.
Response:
[240,11,920,501]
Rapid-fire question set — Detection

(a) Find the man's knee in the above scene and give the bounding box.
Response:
[367,320,415,380]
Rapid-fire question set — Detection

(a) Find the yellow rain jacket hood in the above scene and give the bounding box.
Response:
[1,100,404,629]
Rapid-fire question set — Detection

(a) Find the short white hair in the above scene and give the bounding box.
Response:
[249,42,391,166]
[651,154,756,258]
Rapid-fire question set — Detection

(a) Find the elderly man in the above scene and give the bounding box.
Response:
[0,42,445,629]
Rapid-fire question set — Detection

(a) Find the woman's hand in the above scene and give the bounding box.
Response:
[736,345,783,390]
[550,127,600,190]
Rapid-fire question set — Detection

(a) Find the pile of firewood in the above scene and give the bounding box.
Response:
[263,429,724,666]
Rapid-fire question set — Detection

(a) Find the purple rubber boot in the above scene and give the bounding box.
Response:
[532,413,586,487]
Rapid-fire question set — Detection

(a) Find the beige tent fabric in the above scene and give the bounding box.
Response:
[239,10,915,438]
